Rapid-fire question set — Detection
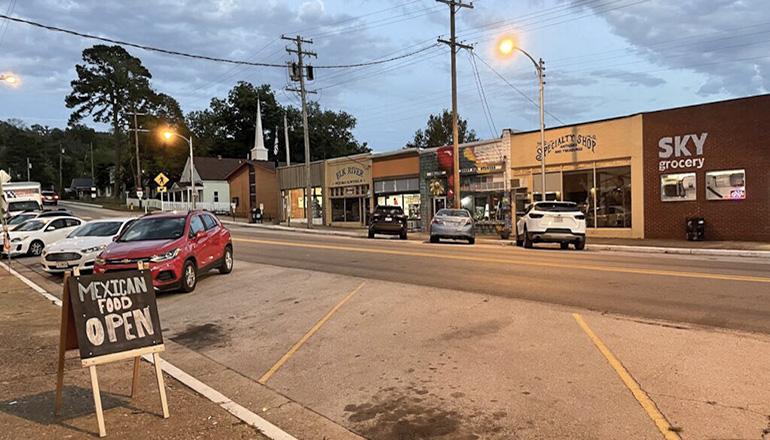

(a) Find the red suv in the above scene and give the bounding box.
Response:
[94,210,233,292]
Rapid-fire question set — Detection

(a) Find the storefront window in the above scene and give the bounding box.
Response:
[332,198,361,222]
[332,199,345,222]
[563,170,595,227]
[596,166,631,228]
[661,173,696,202]
[706,169,745,200]
[532,172,561,201]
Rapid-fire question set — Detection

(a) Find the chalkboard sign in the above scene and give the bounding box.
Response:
[67,270,163,359]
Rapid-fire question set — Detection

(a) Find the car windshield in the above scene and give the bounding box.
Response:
[119,217,186,242]
[535,202,581,212]
[8,214,36,225]
[15,220,45,231]
[9,201,40,212]
[375,206,403,215]
[436,209,470,217]
[69,221,123,238]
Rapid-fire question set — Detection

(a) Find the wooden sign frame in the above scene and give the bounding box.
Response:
[54,264,169,437]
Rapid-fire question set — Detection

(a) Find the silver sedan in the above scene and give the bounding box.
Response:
[429,208,475,244]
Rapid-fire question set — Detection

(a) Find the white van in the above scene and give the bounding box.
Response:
[3,181,43,217]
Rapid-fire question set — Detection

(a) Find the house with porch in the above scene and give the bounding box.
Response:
[169,156,246,212]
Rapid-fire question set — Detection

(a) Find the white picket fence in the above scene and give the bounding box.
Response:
[126,198,231,213]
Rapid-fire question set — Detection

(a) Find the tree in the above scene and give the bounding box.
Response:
[406,109,478,148]
[188,81,369,163]
[65,44,156,197]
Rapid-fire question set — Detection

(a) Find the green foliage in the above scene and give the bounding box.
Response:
[406,109,478,148]
[187,81,369,163]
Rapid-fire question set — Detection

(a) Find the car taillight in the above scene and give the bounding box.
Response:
[575,214,585,220]
[529,213,544,219]
[432,218,443,224]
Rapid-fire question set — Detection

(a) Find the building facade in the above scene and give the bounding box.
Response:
[278,161,325,225]
[371,149,421,230]
[508,115,645,238]
[226,161,279,221]
[325,154,372,227]
[642,95,770,241]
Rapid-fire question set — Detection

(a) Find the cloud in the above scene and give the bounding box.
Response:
[570,0,770,96]
[591,69,665,87]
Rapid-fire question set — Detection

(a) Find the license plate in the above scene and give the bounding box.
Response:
[385,217,392,221]
[553,216,563,223]
[55,262,69,268]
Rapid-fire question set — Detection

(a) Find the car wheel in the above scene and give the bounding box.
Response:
[468,237,475,245]
[574,239,586,251]
[523,227,533,249]
[368,230,375,239]
[28,240,44,257]
[560,242,569,250]
[400,231,407,240]
[180,260,197,293]
[219,246,233,274]
[430,235,439,243]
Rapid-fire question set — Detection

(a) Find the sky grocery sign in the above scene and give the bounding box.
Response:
[658,132,708,172]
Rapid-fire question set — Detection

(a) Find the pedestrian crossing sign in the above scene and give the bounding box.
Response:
[154,172,169,187]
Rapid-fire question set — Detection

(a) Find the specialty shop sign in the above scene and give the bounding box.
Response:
[67,270,163,359]
[536,134,598,161]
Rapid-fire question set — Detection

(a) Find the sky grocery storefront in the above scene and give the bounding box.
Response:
[508,114,645,238]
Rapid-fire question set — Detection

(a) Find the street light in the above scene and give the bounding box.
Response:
[497,36,548,201]
[161,129,196,209]
[0,73,19,86]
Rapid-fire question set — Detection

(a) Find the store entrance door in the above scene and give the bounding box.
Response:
[432,197,447,217]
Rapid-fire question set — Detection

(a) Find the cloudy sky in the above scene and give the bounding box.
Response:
[0,0,768,151]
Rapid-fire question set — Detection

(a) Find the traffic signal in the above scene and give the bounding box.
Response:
[289,62,301,81]
[306,65,314,81]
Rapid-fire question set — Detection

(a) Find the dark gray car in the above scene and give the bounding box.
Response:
[429,208,475,244]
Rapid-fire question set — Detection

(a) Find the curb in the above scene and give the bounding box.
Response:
[60,200,104,209]
[586,244,770,258]
[222,221,769,258]
[0,261,299,440]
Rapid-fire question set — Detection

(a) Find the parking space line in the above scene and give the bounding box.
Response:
[258,281,366,384]
[573,313,681,440]
[232,238,770,284]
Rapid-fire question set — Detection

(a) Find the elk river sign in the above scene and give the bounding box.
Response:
[54,267,169,437]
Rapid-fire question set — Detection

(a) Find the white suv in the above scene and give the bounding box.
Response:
[516,201,587,250]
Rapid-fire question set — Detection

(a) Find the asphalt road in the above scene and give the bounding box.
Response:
[35,202,770,334]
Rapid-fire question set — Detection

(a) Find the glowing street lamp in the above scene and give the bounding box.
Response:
[0,73,19,86]
[161,129,196,209]
[497,36,548,201]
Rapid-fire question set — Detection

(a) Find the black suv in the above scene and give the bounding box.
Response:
[368,205,408,240]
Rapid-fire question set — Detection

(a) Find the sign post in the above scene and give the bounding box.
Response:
[0,170,10,271]
[55,264,168,437]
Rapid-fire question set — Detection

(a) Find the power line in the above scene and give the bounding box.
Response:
[472,52,565,125]
[0,13,437,70]
[467,50,496,137]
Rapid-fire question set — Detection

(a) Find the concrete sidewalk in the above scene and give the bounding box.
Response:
[0,268,269,439]
[221,218,770,258]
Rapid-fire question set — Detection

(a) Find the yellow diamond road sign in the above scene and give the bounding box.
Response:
[154,172,169,187]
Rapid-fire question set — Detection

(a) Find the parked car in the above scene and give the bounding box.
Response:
[429,208,475,244]
[368,205,408,239]
[41,217,136,274]
[94,210,233,293]
[41,190,59,205]
[6,199,42,218]
[4,216,84,257]
[516,201,586,250]
[7,209,74,230]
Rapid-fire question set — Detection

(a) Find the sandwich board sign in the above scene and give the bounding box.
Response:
[55,265,169,437]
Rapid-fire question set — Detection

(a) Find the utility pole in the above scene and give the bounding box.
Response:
[283,113,291,167]
[437,0,473,209]
[90,142,95,184]
[127,112,148,194]
[282,34,317,229]
[58,144,64,194]
[26,157,30,181]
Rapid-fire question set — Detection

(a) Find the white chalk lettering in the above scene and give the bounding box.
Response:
[85,318,105,346]
[122,311,136,341]
[104,313,124,342]
[133,306,154,338]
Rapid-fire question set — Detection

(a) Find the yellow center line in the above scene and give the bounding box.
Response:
[233,237,770,284]
[258,281,366,384]
[573,313,681,440]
